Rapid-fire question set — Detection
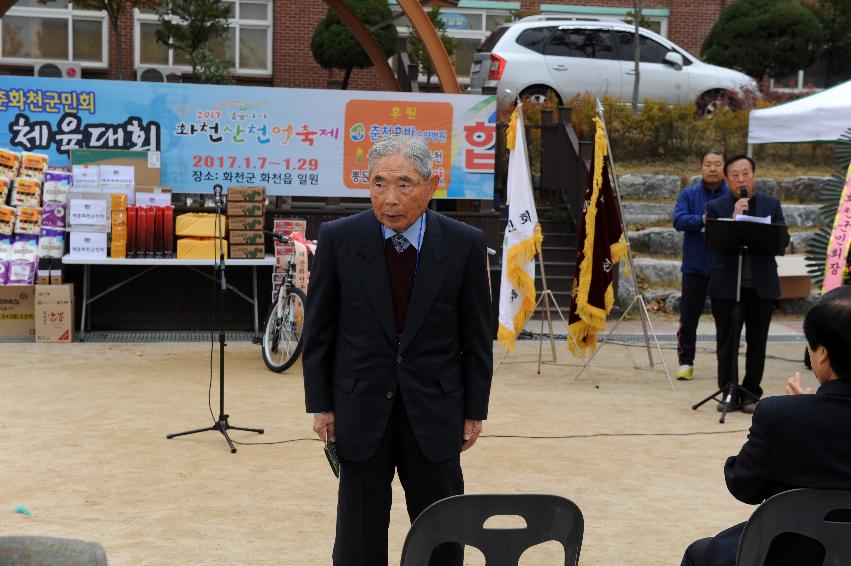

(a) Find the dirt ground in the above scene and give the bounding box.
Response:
[1,338,810,565]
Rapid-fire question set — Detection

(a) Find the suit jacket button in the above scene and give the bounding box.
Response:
[386,391,394,399]
[396,355,402,364]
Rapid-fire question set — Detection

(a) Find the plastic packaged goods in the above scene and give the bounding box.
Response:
[0,149,20,178]
[8,259,36,285]
[42,202,66,229]
[42,171,72,204]
[38,228,65,259]
[20,152,48,179]
[14,207,42,235]
[0,177,10,205]
[0,206,15,236]
[11,235,38,262]
[145,206,155,256]
[0,236,11,261]
[0,259,8,284]
[154,205,163,255]
[11,177,41,207]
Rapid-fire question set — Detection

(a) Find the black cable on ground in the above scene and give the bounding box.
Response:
[229,428,750,447]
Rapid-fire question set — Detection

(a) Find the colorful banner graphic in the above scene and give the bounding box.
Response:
[822,161,851,293]
[0,77,495,198]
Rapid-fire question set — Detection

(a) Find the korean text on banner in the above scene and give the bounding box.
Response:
[0,77,495,199]
[497,105,542,352]
[822,161,851,293]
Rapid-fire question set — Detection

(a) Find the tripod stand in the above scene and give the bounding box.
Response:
[167,184,264,453]
[692,243,759,423]
[692,219,788,423]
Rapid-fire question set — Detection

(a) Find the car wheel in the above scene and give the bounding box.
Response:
[519,85,561,106]
[696,90,735,116]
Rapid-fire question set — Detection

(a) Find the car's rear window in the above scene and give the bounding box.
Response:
[515,27,553,54]
[477,26,509,52]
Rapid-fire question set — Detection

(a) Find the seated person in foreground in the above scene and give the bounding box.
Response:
[681,285,851,566]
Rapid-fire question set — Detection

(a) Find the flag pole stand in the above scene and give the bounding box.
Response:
[494,246,586,377]
[574,99,674,389]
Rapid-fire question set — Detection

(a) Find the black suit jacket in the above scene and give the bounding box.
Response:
[705,192,788,300]
[725,379,851,504]
[302,209,493,464]
[700,380,851,566]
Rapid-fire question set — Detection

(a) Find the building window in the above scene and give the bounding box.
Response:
[0,0,108,66]
[135,0,271,75]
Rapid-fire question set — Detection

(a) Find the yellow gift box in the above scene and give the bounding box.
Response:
[175,213,226,238]
[177,238,228,259]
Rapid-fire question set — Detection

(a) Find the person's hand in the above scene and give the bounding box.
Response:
[702,213,707,225]
[313,411,336,442]
[462,419,482,452]
[785,372,813,395]
[733,198,749,217]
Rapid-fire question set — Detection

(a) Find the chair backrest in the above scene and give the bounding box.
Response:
[400,493,583,566]
[736,489,851,566]
[0,536,107,565]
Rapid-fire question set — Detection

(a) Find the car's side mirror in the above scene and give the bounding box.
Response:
[664,51,684,69]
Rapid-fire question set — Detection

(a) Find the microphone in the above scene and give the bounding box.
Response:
[213,184,223,206]
[739,188,748,214]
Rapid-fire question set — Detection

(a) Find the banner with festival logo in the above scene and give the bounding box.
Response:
[0,77,495,198]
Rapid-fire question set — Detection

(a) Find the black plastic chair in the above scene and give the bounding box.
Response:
[736,488,851,566]
[400,493,583,566]
[0,536,107,565]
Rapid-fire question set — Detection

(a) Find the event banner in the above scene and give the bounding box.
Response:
[0,76,496,199]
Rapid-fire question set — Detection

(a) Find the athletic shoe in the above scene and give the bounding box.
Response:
[675,364,694,380]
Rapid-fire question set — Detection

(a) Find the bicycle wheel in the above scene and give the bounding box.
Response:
[262,286,307,372]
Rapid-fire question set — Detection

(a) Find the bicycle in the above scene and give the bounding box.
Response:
[261,230,311,372]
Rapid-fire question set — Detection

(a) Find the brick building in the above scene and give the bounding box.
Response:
[0,0,729,89]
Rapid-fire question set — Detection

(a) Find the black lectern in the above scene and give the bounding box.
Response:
[692,218,789,423]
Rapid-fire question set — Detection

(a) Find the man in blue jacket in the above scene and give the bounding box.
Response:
[673,150,729,380]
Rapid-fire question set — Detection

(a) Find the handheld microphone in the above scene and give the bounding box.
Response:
[739,188,748,214]
[213,184,224,206]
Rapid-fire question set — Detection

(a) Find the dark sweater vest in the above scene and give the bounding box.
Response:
[383,238,417,338]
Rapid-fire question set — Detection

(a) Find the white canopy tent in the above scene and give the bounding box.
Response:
[747,79,851,149]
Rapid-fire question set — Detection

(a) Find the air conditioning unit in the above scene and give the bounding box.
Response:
[34,62,82,79]
[136,66,181,83]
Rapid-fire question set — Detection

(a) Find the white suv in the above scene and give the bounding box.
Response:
[468,19,758,112]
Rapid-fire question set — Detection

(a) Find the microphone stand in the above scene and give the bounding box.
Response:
[167,184,264,453]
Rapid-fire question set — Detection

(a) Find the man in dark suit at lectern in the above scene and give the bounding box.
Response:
[705,155,788,414]
[302,135,493,566]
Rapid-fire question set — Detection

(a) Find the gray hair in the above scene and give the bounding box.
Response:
[367,135,433,181]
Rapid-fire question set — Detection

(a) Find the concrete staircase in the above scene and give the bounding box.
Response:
[618,174,826,315]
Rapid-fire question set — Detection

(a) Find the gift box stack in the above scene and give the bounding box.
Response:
[0,149,61,286]
[227,186,265,259]
[125,204,174,258]
[272,219,308,298]
[175,213,227,259]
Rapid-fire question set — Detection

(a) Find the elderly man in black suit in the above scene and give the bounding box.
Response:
[706,155,788,413]
[681,285,851,566]
[302,135,493,566]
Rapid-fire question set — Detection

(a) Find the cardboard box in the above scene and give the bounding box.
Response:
[229,244,264,259]
[228,216,263,231]
[69,231,108,259]
[777,255,813,299]
[177,238,228,259]
[175,213,225,238]
[226,201,264,217]
[229,230,265,245]
[136,186,172,207]
[35,284,74,343]
[67,191,111,232]
[71,149,160,188]
[0,285,35,338]
[227,186,266,202]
